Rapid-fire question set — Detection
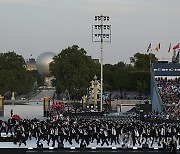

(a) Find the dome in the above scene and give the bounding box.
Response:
[36,52,56,76]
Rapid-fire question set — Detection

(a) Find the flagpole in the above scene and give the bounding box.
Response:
[147,43,152,65]
[149,45,153,110]
[172,49,176,62]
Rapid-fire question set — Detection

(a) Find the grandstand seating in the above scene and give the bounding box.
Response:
[151,62,180,115]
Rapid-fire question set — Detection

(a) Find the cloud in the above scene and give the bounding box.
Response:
[84,0,180,18]
[1,0,179,15]
[0,0,41,5]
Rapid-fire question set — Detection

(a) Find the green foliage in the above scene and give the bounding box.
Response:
[29,70,44,87]
[103,53,157,94]
[50,45,99,98]
[130,52,157,70]
[50,47,158,99]
[0,51,26,71]
[103,64,114,91]
[112,62,131,91]
[0,51,35,95]
[136,80,148,96]
[0,49,156,98]
[128,71,150,91]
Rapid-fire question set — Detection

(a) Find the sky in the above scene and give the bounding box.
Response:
[0,0,180,64]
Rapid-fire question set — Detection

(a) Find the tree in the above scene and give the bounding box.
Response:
[50,50,158,99]
[128,71,150,91]
[50,45,99,99]
[128,52,158,94]
[130,52,157,70]
[103,64,114,91]
[29,70,44,87]
[112,62,131,97]
[0,51,35,95]
[136,80,148,97]
[0,51,26,71]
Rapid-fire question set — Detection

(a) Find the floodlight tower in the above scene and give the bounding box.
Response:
[92,15,111,112]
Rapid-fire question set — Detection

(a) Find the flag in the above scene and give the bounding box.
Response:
[173,43,180,50]
[155,43,160,51]
[176,51,179,63]
[168,43,171,52]
[147,43,152,52]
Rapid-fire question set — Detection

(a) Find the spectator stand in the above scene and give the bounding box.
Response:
[151,62,180,113]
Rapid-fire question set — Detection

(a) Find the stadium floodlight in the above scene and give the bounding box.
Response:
[92,15,111,112]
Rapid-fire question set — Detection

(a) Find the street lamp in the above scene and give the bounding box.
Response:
[92,15,111,112]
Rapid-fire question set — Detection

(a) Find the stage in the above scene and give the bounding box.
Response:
[0,133,178,154]
[0,147,178,154]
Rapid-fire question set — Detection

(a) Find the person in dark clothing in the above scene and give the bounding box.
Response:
[59,127,65,144]
[6,118,13,135]
[169,140,177,154]
[101,128,109,146]
[47,127,55,146]
[0,121,7,137]
[10,109,13,117]
[80,140,86,149]
[111,126,117,145]
[162,141,167,149]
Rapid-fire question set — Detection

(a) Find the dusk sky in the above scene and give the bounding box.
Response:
[0,0,179,64]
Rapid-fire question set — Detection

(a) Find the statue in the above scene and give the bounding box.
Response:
[11,92,15,101]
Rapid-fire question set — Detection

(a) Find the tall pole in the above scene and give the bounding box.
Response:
[100,16,103,112]
[92,15,111,112]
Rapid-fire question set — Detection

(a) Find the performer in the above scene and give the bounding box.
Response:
[10,109,13,117]
[0,121,7,136]
[111,126,117,145]
[101,128,109,146]
[169,139,177,154]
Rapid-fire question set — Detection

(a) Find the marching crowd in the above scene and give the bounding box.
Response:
[156,77,180,119]
[0,77,179,154]
[0,114,179,151]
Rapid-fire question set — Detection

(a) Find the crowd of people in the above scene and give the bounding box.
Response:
[0,114,179,151]
[156,77,180,119]
[50,102,65,118]
[0,77,179,154]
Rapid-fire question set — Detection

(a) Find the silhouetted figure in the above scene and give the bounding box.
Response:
[169,140,177,154]
[10,109,13,117]
[80,141,86,149]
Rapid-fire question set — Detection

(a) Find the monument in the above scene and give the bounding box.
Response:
[87,75,101,111]
[11,92,15,101]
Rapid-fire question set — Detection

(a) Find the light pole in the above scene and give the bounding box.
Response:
[92,15,111,112]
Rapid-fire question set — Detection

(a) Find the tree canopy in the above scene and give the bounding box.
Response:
[0,51,35,95]
[50,45,157,97]
[50,45,99,99]
[50,46,157,99]
[130,52,157,70]
[0,49,157,99]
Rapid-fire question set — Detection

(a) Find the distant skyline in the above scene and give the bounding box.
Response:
[0,0,180,64]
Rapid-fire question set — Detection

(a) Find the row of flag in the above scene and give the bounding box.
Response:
[147,43,180,52]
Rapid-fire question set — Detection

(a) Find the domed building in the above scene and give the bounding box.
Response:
[26,57,37,71]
